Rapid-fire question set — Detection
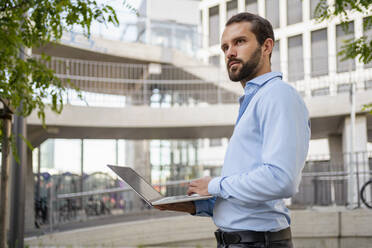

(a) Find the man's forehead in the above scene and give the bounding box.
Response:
[221,22,253,43]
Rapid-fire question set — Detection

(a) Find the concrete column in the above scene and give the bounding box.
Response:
[125,140,151,210]
[342,114,369,207]
[279,0,286,29]
[328,21,337,95]
[258,0,265,17]
[24,148,35,232]
[328,134,346,205]
[237,0,245,12]
[219,2,226,40]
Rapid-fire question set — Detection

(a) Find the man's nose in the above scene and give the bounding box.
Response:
[226,46,237,59]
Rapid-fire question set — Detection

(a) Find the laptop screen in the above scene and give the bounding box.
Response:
[108,165,162,202]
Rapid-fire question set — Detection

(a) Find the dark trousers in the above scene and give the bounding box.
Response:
[217,239,293,248]
[215,227,293,248]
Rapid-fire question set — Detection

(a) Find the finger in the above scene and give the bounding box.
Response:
[189,179,201,186]
[187,188,196,195]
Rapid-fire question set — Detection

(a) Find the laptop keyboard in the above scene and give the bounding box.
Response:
[155,194,199,203]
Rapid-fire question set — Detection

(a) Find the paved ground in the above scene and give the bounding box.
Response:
[25,209,185,237]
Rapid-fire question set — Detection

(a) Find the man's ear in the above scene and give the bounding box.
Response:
[263,38,274,57]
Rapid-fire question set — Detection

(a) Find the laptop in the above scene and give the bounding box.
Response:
[107,165,213,206]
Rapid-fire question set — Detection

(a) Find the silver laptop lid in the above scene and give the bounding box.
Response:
[107,165,162,203]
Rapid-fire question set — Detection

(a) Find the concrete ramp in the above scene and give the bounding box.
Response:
[25,209,372,247]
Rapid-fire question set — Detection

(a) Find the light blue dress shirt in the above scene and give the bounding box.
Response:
[194,71,311,232]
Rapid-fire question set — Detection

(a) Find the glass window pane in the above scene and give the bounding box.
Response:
[246,0,258,14]
[336,22,355,73]
[364,17,372,68]
[209,55,220,66]
[271,40,281,72]
[311,28,328,77]
[227,0,238,21]
[287,0,302,25]
[209,6,220,46]
[83,139,117,174]
[40,139,56,171]
[310,0,321,19]
[288,35,304,81]
[53,139,82,174]
[266,0,280,28]
[311,87,330,96]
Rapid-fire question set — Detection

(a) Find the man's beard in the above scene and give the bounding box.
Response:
[227,46,262,82]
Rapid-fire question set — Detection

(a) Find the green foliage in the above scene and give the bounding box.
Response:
[313,0,372,64]
[0,0,132,123]
[363,103,372,114]
[314,0,372,112]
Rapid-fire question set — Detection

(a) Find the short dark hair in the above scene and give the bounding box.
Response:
[226,12,275,55]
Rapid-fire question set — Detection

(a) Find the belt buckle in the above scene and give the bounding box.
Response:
[222,232,241,245]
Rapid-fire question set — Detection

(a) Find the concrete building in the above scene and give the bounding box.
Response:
[199,0,372,205]
[2,0,369,243]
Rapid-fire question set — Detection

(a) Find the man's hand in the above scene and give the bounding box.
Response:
[187,176,212,196]
[153,202,196,214]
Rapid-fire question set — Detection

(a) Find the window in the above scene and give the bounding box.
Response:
[310,0,322,19]
[337,83,352,94]
[364,17,372,69]
[200,10,203,26]
[288,35,304,81]
[209,55,220,66]
[311,87,330,96]
[210,138,222,147]
[265,0,279,28]
[287,0,302,25]
[336,22,355,73]
[365,80,372,89]
[311,28,328,77]
[227,0,238,21]
[246,0,258,14]
[271,40,281,72]
[209,6,220,46]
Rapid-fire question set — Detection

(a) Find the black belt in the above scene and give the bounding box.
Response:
[214,227,291,245]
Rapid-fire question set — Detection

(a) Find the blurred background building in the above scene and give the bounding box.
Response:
[2,0,371,246]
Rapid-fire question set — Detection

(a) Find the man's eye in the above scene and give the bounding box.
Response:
[236,39,244,45]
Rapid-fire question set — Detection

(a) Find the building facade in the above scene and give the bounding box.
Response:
[200,0,372,92]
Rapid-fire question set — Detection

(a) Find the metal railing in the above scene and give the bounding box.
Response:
[34,55,372,108]
[32,151,372,233]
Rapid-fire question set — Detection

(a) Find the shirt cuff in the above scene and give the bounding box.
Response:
[208,176,223,196]
[192,199,213,217]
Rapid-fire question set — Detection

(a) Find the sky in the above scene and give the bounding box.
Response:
[73,0,142,42]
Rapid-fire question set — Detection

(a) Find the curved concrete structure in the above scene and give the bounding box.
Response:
[26,90,372,146]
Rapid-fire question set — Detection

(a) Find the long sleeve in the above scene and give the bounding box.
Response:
[193,197,216,217]
[208,84,310,204]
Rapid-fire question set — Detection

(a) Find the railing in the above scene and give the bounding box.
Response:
[34,55,372,108]
[33,151,372,233]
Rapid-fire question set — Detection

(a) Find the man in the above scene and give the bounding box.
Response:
[155,12,310,248]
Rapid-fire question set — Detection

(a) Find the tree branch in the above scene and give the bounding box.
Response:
[0,0,29,13]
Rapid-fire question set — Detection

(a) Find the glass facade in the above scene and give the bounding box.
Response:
[246,0,258,14]
[149,21,200,56]
[288,34,304,82]
[271,40,281,72]
[311,28,328,77]
[209,5,220,46]
[287,0,302,25]
[310,0,322,19]
[364,17,372,69]
[336,22,355,73]
[226,0,238,21]
[209,55,221,66]
[265,0,280,29]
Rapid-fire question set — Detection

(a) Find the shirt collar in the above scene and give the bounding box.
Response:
[243,71,282,94]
